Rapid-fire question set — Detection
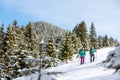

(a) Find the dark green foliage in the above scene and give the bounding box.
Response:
[44,35,57,68]
[97,36,104,48]
[59,32,73,63]
[0,24,5,53]
[71,32,82,54]
[46,36,56,59]
[73,21,88,50]
[12,19,18,27]
[22,22,40,75]
[25,22,39,52]
[1,25,16,76]
[55,36,63,49]
[0,21,40,78]
[73,21,88,42]
[78,21,88,43]
[103,35,109,47]
[89,22,97,49]
[0,24,6,75]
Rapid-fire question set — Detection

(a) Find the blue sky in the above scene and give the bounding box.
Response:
[0,0,120,41]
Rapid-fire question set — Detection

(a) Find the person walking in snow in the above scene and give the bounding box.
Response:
[79,48,86,65]
[90,47,96,62]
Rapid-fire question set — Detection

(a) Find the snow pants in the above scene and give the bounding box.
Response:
[90,54,95,62]
[80,57,85,65]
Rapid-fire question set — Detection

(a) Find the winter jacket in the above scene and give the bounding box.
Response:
[79,49,86,57]
[90,49,96,54]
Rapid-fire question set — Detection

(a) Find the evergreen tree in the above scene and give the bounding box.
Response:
[0,21,40,78]
[0,24,5,53]
[84,36,90,51]
[55,36,62,49]
[109,37,114,47]
[23,22,40,74]
[3,20,25,78]
[97,36,104,48]
[10,26,27,78]
[12,19,18,27]
[114,39,119,46]
[89,22,97,49]
[44,35,57,68]
[25,22,39,56]
[9,22,40,77]
[59,32,73,63]
[1,22,25,78]
[12,20,21,50]
[73,24,80,37]
[103,35,109,47]
[0,24,5,75]
[71,32,82,54]
[73,21,88,50]
[1,25,15,77]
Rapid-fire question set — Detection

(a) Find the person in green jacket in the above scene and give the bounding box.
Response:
[79,48,86,65]
[90,47,96,62]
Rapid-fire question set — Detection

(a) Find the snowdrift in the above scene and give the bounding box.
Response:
[103,46,120,72]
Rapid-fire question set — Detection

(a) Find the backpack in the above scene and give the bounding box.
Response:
[79,49,85,57]
[90,49,95,54]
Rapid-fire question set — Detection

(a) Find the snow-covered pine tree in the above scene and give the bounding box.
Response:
[9,21,24,78]
[113,39,119,46]
[0,21,40,78]
[10,25,27,78]
[0,24,5,75]
[73,21,88,50]
[77,38,83,50]
[55,36,63,50]
[24,22,40,74]
[97,36,104,48]
[1,25,16,77]
[0,21,26,78]
[84,37,90,51]
[103,46,120,72]
[25,22,39,53]
[103,35,109,47]
[109,37,115,47]
[59,32,73,63]
[10,21,40,78]
[71,32,82,54]
[12,20,25,51]
[44,35,57,68]
[12,19,17,27]
[89,22,97,49]
[0,24,5,53]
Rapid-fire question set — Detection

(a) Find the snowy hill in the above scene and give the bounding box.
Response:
[32,21,67,41]
[14,47,120,80]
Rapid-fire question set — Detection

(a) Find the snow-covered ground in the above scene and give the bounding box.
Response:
[14,47,120,80]
[46,47,120,80]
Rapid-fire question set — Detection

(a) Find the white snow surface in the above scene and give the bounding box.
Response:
[105,46,120,69]
[14,47,120,80]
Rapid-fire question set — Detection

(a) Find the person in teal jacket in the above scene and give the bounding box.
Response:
[79,49,86,65]
[90,47,96,62]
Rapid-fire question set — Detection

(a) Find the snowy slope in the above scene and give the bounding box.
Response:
[46,47,120,80]
[14,47,120,80]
